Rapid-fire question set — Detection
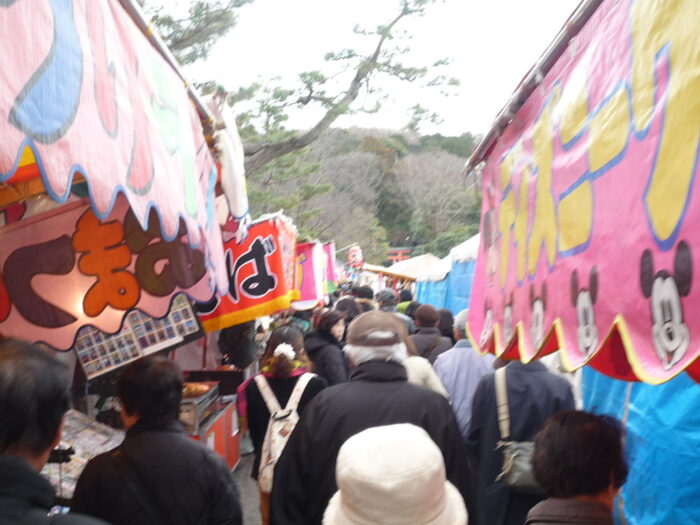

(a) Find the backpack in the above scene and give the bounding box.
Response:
[254,373,314,493]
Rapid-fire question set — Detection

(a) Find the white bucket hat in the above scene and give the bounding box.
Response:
[323,423,468,525]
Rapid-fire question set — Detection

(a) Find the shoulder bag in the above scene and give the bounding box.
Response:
[494,367,544,495]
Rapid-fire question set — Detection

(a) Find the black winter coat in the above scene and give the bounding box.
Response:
[0,455,105,525]
[304,331,348,385]
[269,360,469,525]
[410,326,454,363]
[245,373,327,479]
[467,361,575,525]
[71,421,242,525]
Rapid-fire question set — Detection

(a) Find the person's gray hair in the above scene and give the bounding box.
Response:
[453,309,469,340]
[344,342,408,366]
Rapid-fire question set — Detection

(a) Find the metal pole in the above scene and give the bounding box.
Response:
[117,0,217,136]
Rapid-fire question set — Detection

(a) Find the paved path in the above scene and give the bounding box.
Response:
[234,452,261,525]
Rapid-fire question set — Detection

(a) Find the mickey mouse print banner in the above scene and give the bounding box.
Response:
[466,0,700,384]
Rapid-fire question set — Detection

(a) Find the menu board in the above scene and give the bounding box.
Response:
[73,293,203,380]
[41,409,124,500]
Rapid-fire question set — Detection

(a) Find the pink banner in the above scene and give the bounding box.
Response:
[323,242,338,284]
[467,0,700,384]
[0,0,227,293]
[0,197,213,350]
[292,242,327,310]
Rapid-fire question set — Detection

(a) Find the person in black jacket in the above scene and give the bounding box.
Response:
[241,325,326,524]
[0,337,105,525]
[71,357,242,525]
[270,311,469,525]
[409,304,453,363]
[468,360,575,525]
[304,310,348,385]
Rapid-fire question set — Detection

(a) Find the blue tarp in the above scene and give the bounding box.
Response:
[583,368,700,524]
[446,260,475,314]
[415,260,476,314]
[415,279,448,310]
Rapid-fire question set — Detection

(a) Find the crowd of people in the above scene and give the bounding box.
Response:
[0,285,629,525]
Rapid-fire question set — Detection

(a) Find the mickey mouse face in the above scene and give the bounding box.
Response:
[575,291,598,357]
[650,277,690,370]
[640,241,692,371]
[531,299,544,349]
[571,268,599,357]
[503,303,514,343]
[530,283,547,349]
[480,308,493,347]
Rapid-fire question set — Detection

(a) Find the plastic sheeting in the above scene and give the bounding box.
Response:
[583,368,700,524]
[446,260,475,315]
[415,279,448,310]
[415,260,477,314]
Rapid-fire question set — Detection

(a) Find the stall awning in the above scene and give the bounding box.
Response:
[0,0,232,348]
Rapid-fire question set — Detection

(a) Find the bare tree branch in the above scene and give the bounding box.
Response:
[243,6,411,175]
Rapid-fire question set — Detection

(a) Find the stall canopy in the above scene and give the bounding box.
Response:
[0,0,232,348]
[416,234,479,314]
[465,0,700,385]
[387,254,443,280]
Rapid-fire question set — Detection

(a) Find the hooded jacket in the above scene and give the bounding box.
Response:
[525,498,613,525]
[0,455,104,525]
[304,331,348,386]
[270,360,469,525]
[71,420,242,525]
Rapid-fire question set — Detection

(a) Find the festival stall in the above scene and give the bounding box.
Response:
[415,234,479,313]
[464,0,700,521]
[0,0,249,496]
[414,256,451,309]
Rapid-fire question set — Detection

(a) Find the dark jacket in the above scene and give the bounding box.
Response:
[270,360,469,525]
[245,373,327,479]
[410,326,453,363]
[304,331,348,385]
[0,455,105,525]
[467,361,575,525]
[526,498,613,524]
[71,420,242,525]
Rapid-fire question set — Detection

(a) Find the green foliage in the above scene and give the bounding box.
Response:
[412,224,480,258]
[144,0,252,65]
[419,133,480,158]
[246,127,481,264]
[375,172,413,245]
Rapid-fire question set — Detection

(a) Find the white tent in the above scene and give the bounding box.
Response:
[387,254,444,280]
[449,233,480,262]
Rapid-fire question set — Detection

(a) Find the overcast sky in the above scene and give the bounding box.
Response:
[186,0,580,136]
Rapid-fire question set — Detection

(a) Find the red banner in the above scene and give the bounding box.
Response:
[197,216,297,331]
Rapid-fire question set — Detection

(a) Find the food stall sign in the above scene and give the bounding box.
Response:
[197,215,298,331]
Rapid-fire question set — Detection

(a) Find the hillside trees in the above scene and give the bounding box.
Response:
[247,127,481,262]
[145,0,481,261]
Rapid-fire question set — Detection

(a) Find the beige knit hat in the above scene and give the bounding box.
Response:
[323,424,468,525]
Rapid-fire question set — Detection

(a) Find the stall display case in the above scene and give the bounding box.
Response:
[41,409,124,501]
